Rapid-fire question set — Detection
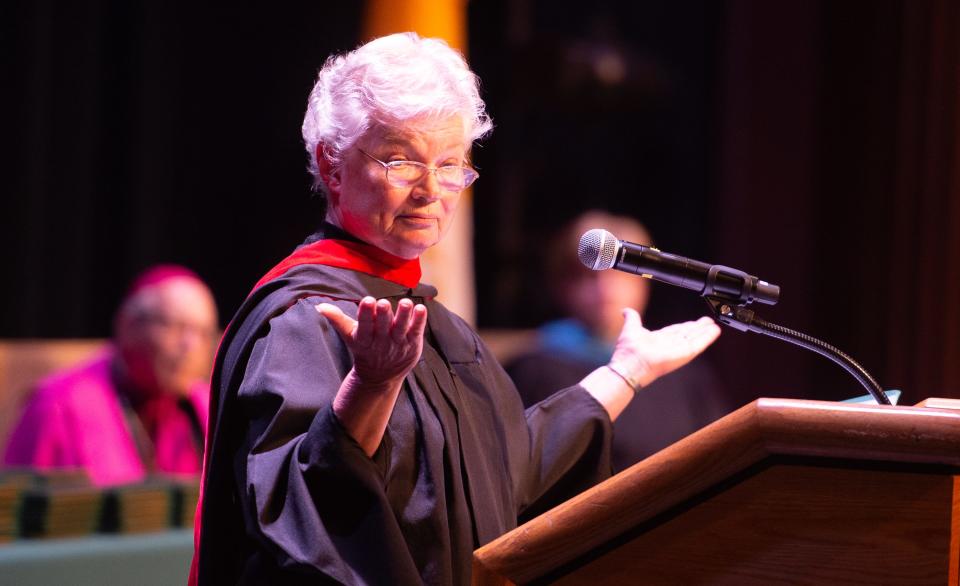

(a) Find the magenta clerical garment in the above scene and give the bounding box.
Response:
[3,349,208,486]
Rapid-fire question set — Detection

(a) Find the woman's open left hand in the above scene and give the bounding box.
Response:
[609,309,722,390]
[317,296,428,387]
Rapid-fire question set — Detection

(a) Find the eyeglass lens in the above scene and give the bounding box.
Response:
[387,163,474,190]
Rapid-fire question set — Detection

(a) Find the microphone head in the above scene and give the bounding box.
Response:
[578,229,620,270]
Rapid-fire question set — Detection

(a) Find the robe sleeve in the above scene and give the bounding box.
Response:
[518,385,614,521]
[465,325,615,523]
[234,298,422,584]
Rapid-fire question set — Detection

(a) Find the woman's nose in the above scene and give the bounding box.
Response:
[411,170,444,201]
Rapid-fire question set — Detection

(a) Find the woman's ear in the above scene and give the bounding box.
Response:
[317,144,341,194]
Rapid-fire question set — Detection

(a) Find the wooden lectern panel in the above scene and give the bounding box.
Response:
[550,461,957,585]
[474,399,960,586]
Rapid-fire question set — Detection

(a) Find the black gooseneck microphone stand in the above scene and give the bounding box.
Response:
[702,286,892,406]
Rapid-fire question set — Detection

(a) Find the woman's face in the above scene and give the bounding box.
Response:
[325,115,469,259]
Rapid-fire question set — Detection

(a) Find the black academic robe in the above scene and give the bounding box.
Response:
[195,241,613,585]
[507,346,730,472]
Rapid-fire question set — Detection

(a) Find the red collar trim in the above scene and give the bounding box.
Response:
[253,238,422,291]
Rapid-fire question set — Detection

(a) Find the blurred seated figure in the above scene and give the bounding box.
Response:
[506,211,731,471]
[4,265,218,486]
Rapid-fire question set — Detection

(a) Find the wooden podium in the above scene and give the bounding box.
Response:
[473,398,960,585]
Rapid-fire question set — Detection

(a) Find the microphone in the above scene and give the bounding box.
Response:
[577,228,780,305]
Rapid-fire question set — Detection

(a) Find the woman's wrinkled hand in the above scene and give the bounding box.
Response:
[609,309,721,390]
[316,296,428,387]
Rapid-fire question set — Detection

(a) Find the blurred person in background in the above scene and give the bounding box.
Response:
[507,210,731,471]
[4,265,219,486]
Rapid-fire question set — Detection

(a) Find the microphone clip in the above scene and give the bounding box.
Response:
[702,265,778,306]
[704,297,756,333]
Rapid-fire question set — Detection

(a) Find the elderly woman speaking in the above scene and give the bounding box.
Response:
[193,33,720,585]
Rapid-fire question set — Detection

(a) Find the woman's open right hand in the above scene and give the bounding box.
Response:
[317,296,428,387]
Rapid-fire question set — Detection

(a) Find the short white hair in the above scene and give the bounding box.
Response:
[302,32,493,194]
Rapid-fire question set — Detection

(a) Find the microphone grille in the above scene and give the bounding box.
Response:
[578,229,619,270]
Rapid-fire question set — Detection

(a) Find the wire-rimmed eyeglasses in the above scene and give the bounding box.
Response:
[359,149,479,192]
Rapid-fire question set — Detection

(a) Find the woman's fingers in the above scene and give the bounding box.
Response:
[674,317,721,345]
[318,297,427,348]
[388,299,428,347]
[315,303,356,339]
[407,304,428,343]
[621,307,643,332]
[669,321,720,359]
[658,318,719,352]
[392,299,414,343]
[355,297,377,343]
[691,316,722,344]
[317,297,426,385]
[373,299,393,342]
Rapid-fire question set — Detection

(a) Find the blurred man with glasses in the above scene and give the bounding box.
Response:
[4,265,219,486]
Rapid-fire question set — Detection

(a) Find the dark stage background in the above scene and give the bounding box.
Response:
[4,0,959,408]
